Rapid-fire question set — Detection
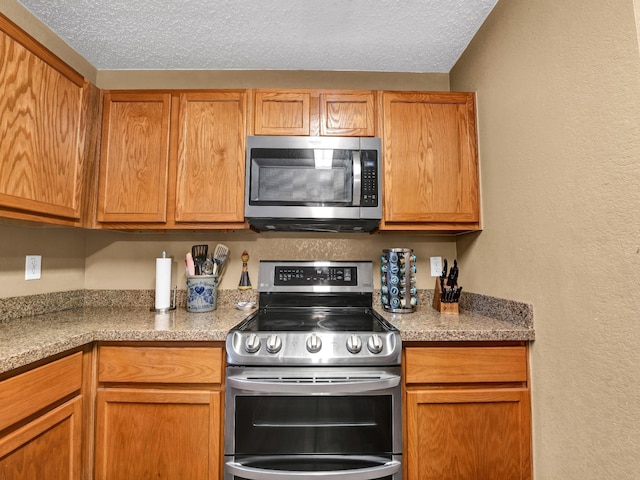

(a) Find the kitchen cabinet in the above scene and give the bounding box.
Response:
[404,344,531,480]
[97,90,247,229]
[94,344,224,480]
[381,92,480,231]
[0,351,85,479]
[98,93,172,223]
[252,89,376,136]
[0,15,95,227]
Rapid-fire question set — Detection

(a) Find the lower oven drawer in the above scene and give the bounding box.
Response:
[225,454,402,480]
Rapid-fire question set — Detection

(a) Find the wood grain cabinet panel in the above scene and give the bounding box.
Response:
[95,389,221,480]
[175,91,246,223]
[406,388,531,480]
[97,93,171,223]
[404,345,531,480]
[253,89,376,137]
[0,16,88,224]
[381,92,480,231]
[0,351,84,480]
[320,92,375,136]
[0,397,83,480]
[98,346,223,384]
[253,91,311,135]
[95,344,225,480]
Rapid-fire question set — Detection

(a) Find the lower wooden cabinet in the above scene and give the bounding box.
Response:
[0,352,84,480]
[404,345,532,480]
[95,389,221,480]
[95,344,224,480]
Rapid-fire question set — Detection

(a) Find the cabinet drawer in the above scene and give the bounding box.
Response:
[0,352,83,431]
[98,346,223,384]
[405,346,527,384]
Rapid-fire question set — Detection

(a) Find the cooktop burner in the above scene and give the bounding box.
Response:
[238,309,391,333]
[226,261,402,367]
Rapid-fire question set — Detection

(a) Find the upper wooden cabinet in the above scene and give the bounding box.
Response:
[96,90,247,229]
[0,15,93,226]
[381,92,480,231]
[175,91,246,224]
[98,93,171,223]
[252,89,376,136]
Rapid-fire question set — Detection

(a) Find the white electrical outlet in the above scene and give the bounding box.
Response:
[25,255,42,280]
[430,256,443,277]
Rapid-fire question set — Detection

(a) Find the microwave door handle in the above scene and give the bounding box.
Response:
[226,460,402,480]
[352,151,361,206]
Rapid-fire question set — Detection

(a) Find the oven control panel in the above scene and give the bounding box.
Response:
[226,330,401,366]
[257,261,374,292]
[275,266,357,286]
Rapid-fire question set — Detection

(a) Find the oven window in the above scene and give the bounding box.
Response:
[234,395,393,455]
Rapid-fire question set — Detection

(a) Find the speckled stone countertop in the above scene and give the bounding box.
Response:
[0,289,534,375]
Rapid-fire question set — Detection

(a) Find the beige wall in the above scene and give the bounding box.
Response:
[0,222,87,297]
[0,222,456,297]
[84,230,456,292]
[451,0,640,478]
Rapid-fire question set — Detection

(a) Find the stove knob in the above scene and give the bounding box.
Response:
[266,334,282,354]
[367,334,384,354]
[306,333,322,353]
[244,333,261,354]
[346,334,362,354]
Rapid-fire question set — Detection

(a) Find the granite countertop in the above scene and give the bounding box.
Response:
[0,301,534,375]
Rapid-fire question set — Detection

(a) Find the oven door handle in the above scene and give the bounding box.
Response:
[226,375,400,394]
[226,459,401,480]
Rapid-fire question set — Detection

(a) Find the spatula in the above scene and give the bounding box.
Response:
[212,243,229,277]
[191,244,208,275]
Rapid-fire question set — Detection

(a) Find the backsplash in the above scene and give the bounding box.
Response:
[0,288,533,329]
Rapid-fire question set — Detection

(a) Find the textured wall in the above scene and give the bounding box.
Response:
[0,223,87,297]
[84,230,456,293]
[451,0,640,478]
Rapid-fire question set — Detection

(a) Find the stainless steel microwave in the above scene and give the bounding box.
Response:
[245,136,382,232]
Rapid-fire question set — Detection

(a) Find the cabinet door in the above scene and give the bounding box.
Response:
[320,92,375,136]
[254,91,311,135]
[0,19,87,223]
[175,91,246,223]
[97,93,171,223]
[0,397,82,480]
[382,92,480,231]
[95,388,221,480]
[406,388,531,480]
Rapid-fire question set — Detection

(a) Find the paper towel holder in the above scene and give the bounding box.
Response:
[152,285,177,313]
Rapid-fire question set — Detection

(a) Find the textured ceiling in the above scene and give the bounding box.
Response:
[16,0,498,72]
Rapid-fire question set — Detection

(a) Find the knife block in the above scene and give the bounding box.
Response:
[432,278,459,314]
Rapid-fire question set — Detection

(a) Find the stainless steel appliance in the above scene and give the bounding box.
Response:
[225,260,402,480]
[244,136,382,232]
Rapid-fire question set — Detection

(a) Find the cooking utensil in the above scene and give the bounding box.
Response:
[191,244,208,275]
[212,243,229,277]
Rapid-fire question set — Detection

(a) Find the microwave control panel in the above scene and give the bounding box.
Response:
[361,153,379,207]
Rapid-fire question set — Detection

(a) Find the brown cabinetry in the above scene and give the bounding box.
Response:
[404,345,531,480]
[97,91,247,229]
[94,344,224,480]
[0,15,93,226]
[381,92,480,231]
[252,89,376,136]
[98,93,171,223]
[0,352,84,479]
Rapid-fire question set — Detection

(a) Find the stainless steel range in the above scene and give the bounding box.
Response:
[225,260,402,480]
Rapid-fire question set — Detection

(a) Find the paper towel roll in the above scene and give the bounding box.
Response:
[155,255,172,311]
